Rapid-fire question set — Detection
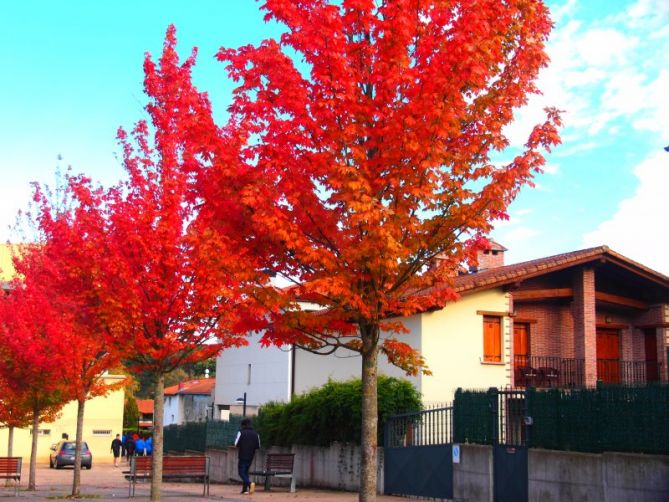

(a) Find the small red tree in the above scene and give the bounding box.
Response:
[26,184,125,497]
[0,375,33,458]
[209,1,561,500]
[60,28,252,501]
[0,251,71,491]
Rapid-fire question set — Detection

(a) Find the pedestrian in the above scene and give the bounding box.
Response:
[111,434,123,467]
[125,433,136,461]
[145,436,153,456]
[234,418,260,495]
[135,436,146,456]
[121,433,127,458]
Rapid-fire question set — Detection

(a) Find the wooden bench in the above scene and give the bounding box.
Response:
[250,453,296,492]
[124,455,210,497]
[0,457,22,496]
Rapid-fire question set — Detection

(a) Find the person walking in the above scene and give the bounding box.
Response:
[135,436,146,456]
[234,418,260,495]
[125,433,136,461]
[111,434,123,467]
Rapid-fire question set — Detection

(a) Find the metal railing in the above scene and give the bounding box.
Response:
[514,355,585,388]
[514,356,663,388]
[597,359,663,385]
[385,405,453,448]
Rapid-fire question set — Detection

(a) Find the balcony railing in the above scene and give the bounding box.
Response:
[514,355,663,388]
[514,355,585,388]
[597,359,663,385]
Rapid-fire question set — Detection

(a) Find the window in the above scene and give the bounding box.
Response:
[483,315,502,362]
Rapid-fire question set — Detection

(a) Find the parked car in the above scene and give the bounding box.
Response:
[49,441,92,469]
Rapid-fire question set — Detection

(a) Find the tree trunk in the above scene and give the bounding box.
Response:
[5,427,13,488]
[359,323,379,502]
[28,405,39,490]
[150,373,165,501]
[71,398,86,497]
[7,426,13,457]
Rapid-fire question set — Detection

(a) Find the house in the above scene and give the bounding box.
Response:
[136,399,154,430]
[164,378,215,425]
[216,244,669,407]
[0,374,125,461]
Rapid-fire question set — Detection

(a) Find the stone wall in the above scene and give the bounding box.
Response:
[206,443,669,500]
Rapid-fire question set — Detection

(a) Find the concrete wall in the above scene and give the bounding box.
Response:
[453,444,492,502]
[207,443,669,501]
[530,449,669,502]
[207,443,383,492]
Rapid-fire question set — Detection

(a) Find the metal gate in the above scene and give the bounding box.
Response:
[384,406,454,499]
[490,388,529,502]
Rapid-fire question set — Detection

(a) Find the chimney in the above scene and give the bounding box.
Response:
[474,240,506,272]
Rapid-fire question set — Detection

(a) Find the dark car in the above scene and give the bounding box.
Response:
[49,441,92,469]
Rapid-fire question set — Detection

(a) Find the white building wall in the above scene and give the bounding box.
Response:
[293,315,422,396]
[164,395,180,426]
[215,331,292,408]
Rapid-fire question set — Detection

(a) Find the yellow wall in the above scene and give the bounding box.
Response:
[0,375,125,463]
[419,288,511,403]
[0,243,17,282]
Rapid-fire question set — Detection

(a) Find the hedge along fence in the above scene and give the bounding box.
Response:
[163,415,244,453]
[453,384,669,455]
[255,376,422,447]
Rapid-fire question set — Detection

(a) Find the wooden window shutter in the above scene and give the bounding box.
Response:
[483,316,502,362]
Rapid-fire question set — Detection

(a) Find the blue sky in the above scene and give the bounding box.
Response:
[1,0,668,274]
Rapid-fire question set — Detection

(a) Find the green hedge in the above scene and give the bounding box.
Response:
[255,376,421,446]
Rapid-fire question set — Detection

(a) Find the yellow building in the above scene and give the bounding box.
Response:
[0,374,126,462]
[0,243,17,285]
[1,244,126,463]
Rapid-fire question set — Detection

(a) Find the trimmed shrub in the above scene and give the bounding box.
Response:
[255,376,421,446]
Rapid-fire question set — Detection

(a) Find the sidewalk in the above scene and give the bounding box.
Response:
[1,463,415,501]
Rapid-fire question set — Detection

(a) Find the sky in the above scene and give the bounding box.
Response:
[1,0,668,275]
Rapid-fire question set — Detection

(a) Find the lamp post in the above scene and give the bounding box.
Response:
[235,392,247,417]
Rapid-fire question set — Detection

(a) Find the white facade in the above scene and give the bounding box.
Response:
[164,394,181,426]
[214,331,293,412]
[214,315,424,408]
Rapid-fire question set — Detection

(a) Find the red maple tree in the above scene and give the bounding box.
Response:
[207,1,562,499]
[0,247,72,490]
[0,375,33,458]
[57,28,251,500]
[27,183,125,497]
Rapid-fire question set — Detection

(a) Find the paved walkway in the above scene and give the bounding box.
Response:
[1,462,415,501]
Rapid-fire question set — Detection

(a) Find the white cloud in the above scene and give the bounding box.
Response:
[504,0,669,150]
[542,163,560,175]
[582,151,669,275]
[502,226,540,242]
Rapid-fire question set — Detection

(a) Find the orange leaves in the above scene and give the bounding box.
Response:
[207,0,560,372]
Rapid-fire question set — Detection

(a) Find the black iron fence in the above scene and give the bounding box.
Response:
[385,405,452,448]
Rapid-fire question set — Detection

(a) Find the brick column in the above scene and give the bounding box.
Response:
[573,267,597,387]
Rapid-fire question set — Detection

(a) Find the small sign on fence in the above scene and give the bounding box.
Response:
[452,444,461,464]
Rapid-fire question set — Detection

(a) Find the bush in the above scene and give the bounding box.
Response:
[255,376,421,446]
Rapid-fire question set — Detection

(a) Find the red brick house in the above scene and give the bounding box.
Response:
[456,245,669,388]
